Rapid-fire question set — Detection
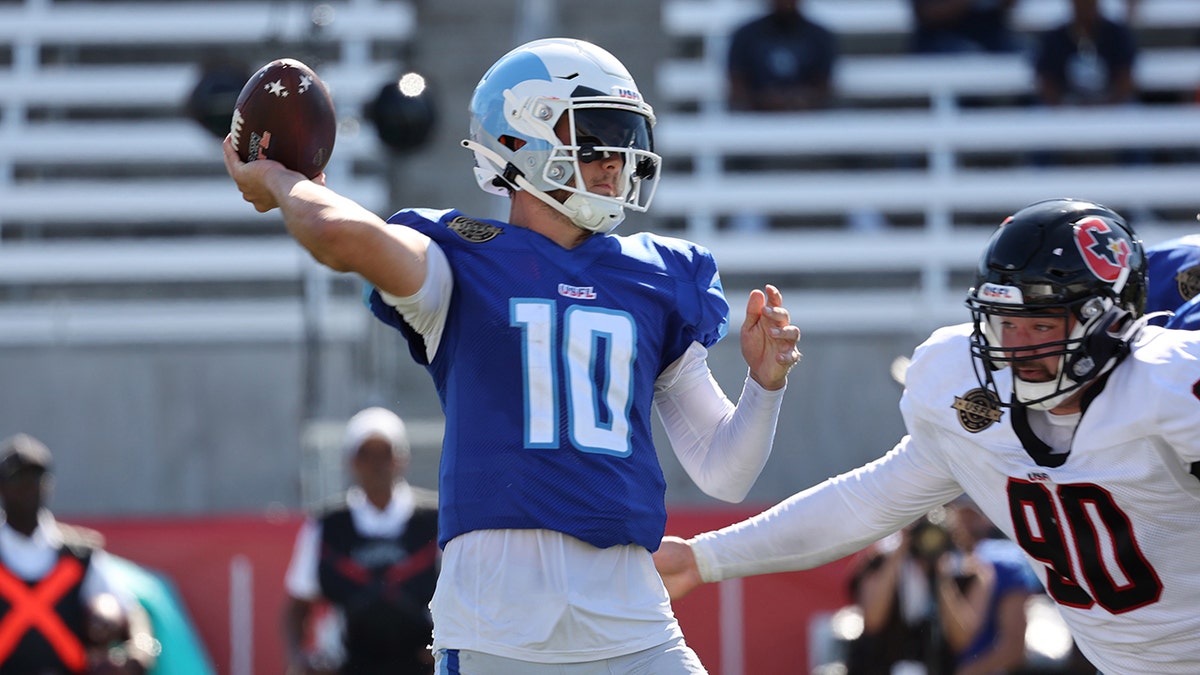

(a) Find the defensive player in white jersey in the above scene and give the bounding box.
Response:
[224,38,801,674]
[656,198,1200,674]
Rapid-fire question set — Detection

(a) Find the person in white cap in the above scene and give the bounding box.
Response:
[282,408,438,675]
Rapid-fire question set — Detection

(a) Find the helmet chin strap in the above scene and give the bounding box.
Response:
[461,139,625,234]
[560,191,625,232]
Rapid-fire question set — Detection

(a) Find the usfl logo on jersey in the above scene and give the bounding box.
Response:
[952,388,1003,433]
[448,216,503,243]
[1074,217,1131,283]
[1175,263,1200,304]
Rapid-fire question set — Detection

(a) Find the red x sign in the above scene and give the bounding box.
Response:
[0,555,88,671]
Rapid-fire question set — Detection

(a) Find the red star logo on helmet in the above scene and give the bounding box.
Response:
[1075,217,1130,282]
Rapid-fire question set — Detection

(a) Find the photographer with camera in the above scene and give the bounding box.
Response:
[845,513,962,675]
[938,496,1044,675]
[844,498,1045,675]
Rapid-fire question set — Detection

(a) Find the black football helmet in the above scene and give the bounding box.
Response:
[966,198,1147,410]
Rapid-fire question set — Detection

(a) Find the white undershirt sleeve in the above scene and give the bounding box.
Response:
[690,434,962,583]
[283,519,322,600]
[653,341,786,503]
[376,240,453,362]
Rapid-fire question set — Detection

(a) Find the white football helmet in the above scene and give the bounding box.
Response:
[462,38,661,234]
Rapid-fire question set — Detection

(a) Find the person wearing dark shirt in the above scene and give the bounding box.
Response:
[724,0,839,231]
[283,408,439,675]
[844,517,961,675]
[909,0,1024,55]
[1034,0,1138,106]
[940,496,1042,675]
[727,0,838,111]
[1029,0,1142,175]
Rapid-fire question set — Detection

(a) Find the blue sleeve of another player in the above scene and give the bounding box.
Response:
[1166,295,1200,331]
[1145,235,1200,317]
[977,539,1042,594]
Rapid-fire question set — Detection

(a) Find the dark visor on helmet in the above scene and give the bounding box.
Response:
[573,108,654,155]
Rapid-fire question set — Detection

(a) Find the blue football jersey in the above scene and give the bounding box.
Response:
[1146,234,1200,329]
[368,209,730,551]
[1165,295,1200,330]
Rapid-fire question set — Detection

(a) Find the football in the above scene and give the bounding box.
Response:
[229,58,336,179]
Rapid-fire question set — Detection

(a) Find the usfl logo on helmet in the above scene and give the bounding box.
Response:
[1074,217,1131,283]
[611,86,642,101]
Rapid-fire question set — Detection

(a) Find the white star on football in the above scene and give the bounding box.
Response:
[231,58,335,178]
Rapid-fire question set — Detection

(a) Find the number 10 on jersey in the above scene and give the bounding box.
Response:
[511,300,636,457]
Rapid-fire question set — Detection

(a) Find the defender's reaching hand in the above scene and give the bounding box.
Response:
[654,536,706,600]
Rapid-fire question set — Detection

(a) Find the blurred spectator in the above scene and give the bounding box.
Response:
[1145,234,1200,330]
[939,496,1042,675]
[1029,0,1143,172]
[726,0,838,112]
[1123,0,1143,23]
[0,433,158,675]
[909,0,1025,55]
[1034,0,1138,107]
[282,407,439,675]
[725,0,839,231]
[844,515,961,675]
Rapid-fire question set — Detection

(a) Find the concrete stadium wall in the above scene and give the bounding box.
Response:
[0,342,353,515]
[0,322,922,517]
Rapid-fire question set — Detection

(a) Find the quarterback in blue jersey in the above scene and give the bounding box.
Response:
[225,38,800,674]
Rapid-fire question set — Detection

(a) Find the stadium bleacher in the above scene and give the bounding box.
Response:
[652,0,1200,331]
[662,0,1200,95]
[4,0,1196,335]
[0,0,414,343]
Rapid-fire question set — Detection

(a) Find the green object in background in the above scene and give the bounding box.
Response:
[106,554,218,675]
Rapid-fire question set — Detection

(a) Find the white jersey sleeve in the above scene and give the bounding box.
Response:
[377,239,453,362]
[653,341,786,503]
[690,326,968,582]
[1138,327,1200,463]
[283,519,322,600]
[691,434,962,582]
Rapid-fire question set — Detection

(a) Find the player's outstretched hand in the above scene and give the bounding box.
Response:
[741,284,801,391]
[654,536,705,600]
[222,135,326,214]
